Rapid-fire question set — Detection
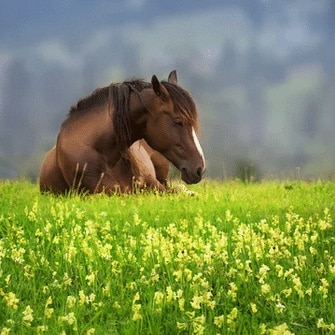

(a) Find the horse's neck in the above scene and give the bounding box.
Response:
[93,95,146,165]
[128,88,155,142]
[98,88,155,164]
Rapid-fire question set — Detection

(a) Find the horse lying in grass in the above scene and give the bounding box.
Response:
[39,70,205,194]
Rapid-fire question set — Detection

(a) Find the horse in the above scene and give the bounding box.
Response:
[39,70,205,194]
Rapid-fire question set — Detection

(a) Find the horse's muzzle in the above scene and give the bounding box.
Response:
[181,166,204,184]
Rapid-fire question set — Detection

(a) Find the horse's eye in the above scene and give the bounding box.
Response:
[173,119,184,127]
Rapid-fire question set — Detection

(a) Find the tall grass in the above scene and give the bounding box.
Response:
[0,180,334,334]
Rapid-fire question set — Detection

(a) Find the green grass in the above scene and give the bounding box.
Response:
[0,179,334,334]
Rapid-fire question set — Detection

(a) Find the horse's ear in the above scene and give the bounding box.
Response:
[152,75,168,101]
[168,70,178,85]
[151,75,161,95]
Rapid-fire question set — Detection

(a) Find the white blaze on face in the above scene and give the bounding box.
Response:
[192,128,206,169]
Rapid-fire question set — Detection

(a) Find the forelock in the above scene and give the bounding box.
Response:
[161,81,198,127]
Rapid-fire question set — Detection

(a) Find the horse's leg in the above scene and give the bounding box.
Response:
[150,151,170,186]
[128,142,166,192]
[39,146,69,194]
[138,140,170,186]
[95,151,165,193]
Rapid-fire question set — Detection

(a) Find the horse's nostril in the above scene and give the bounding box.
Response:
[197,167,203,177]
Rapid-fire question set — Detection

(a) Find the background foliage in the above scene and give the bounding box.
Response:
[0,0,334,179]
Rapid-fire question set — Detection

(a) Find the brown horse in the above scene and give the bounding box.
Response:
[39,70,205,194]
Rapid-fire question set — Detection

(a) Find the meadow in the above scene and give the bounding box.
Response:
[0,179,334,335]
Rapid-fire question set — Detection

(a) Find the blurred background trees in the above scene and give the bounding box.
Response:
[0,0,334,180]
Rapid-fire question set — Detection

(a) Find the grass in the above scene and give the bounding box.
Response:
[0,179,334,334]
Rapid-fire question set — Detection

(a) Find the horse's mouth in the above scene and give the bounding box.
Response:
[181,167,203,184]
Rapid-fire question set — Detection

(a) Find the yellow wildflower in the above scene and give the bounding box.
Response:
[227,282,238,300]
[132,292,142,321]
[268,323,294,335]
[113,301,121,309]
[319,278,329,299]
[0,328,10,335]
[261,283,271,295]
[66,295,77,308]
[259,323,267,334]
[173,269,183,281]
[44,307,54,319]
[3,292,19,310]
[177,322,188,330]
[11,247,25,264]
[153,291,164,305]
[85,272,96,286]
[309,246,317,255]
[275,302,286,313]
[227,307,238,324]
[275,264,283,277]
[45,296,52,306]
[292,275,304,298]
[44,292,53,319]
[318,218,331,231]
[317,318,335,330]
[59,312,77,330]
[305,288,313,296]
[133,291,140,303]
[86,293,96,304]
[258,264,270,284]
[62,272,72,286]
[36,325,48,333]
[22,305,34,327]
[225,209,233,222]
[5,275,11,285]
[132,303,142,321]
[214,315,224,328]
[193,321,205,335]
[250,303,258,314]
[190,295,202,309]
[284,268,294,278]
[166,286,174,302]
[178,297,185,311]
[79,290,86,305]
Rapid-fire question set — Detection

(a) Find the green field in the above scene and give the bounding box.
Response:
[0,180,334,334]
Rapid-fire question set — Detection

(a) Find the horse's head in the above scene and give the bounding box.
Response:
[145,70,205,184]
